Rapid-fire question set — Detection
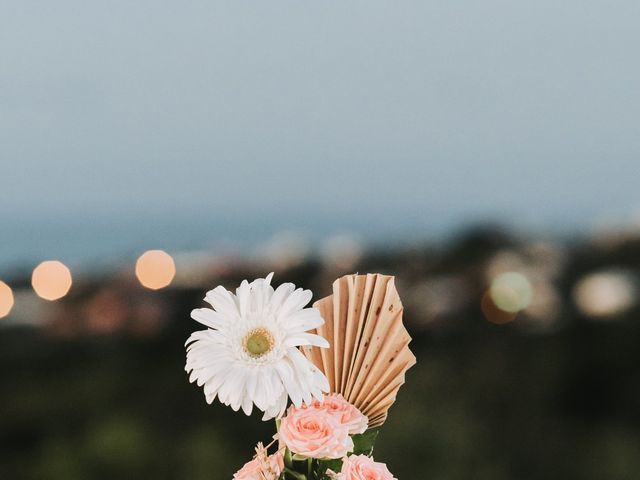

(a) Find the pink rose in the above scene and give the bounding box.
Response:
[233,452,283,480]
[334,454,397,480]
[279,404,354,459]
[309,394,368,435]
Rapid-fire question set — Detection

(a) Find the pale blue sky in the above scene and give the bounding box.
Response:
[1,0,640,263]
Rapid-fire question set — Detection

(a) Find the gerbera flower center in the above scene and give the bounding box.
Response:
[243,327,275,357]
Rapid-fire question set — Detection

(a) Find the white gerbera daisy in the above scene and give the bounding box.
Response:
[185,273,330,419]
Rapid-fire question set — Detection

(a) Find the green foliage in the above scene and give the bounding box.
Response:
[282,447,309,480]
[2,316,640,480]
[281,429,379,479]
[351,429,379,456]
[282,447,343,480]
[316,458,343,479]
[283,468,307,480]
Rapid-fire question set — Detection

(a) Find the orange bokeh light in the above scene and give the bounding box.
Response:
[135,250,176,290]
[0,281,14,318]
[32,260,73,301]
[481,290,517,325]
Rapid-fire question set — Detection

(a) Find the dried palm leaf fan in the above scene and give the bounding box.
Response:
[304,273,416,428]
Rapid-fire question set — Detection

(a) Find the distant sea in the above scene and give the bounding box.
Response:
[0,212,428,272]
[0,210,591,273]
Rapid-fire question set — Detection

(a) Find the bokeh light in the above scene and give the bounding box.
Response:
[573,271,636,319]
[258,231,309,270]
[32,261,73,301]
[524,280,561,327]
[489,272,533,314]
[135,250,176,290]
[0,281,14,318]
[481,291,517,325]
[407,276,470,327]
[321,234,363,271]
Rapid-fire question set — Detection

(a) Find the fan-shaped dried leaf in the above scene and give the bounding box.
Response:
[304,273,416,427]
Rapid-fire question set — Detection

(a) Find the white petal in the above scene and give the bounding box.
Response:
[217,365,245,407]
[185,350,230,370]
[190,308,229,330]
[284,333,330,349]
[236,280,251,317]
[190,361,230,386]
[204,286,239,317]
[262,392,287,421]
[203,365,233,398]
[185,329,226,348]
[284,308,325,333]
[312,366,330,397]
[278,288,313,318]
[270,283,296,312]
[288,347,329,398]
[241,393,253,416]
[275,360,303,407]
[246,369,259,402]
[249,274,274,312]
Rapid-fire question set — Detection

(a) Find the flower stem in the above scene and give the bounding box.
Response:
[284,468,307,480]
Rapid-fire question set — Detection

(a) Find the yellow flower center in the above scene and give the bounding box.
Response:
[243,328,274,357]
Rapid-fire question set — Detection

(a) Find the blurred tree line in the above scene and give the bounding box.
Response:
[2,229,640,479]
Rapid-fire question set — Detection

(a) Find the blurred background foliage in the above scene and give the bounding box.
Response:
[2,228,640,479]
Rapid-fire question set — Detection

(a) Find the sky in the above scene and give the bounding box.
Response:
[1,1,640,264]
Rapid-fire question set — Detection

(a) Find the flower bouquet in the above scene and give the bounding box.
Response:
[185,273,416,479]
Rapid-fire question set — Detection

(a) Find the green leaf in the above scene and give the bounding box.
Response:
[292,453,309,461]
[351,429,379,456]
[317,458,342,480]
